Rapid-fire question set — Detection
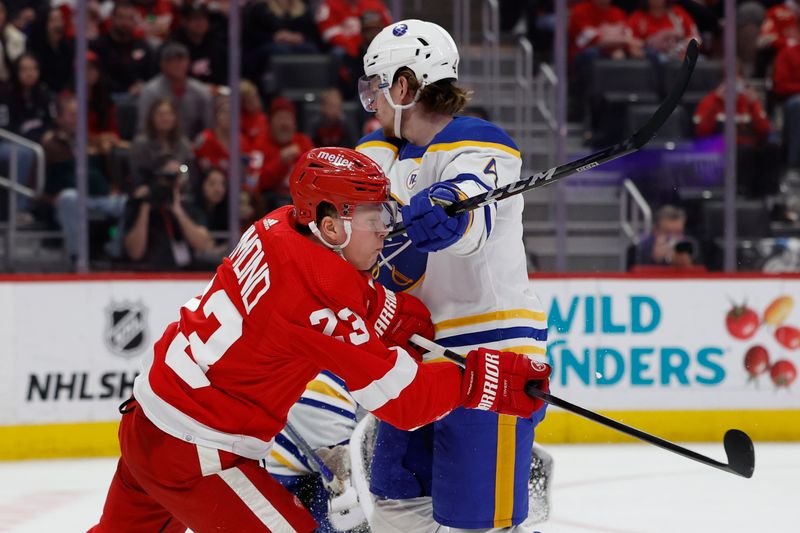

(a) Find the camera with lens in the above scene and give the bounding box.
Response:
[147,164,189,207]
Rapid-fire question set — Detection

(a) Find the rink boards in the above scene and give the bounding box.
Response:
[1,273,799,459]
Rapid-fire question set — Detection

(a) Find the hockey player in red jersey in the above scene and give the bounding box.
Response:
[88,146,552,533]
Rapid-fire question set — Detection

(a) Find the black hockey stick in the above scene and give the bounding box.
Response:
[387,39,699,239]
[409,334,755,479]
[283,421,338,485]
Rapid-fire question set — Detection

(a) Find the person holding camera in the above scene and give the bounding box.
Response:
[631,204,700,269]
[123,158,213,270]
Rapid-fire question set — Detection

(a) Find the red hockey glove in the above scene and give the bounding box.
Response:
[462,348,551,418]
[368,283,434,360]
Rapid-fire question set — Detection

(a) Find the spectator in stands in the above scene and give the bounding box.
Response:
[174,2,228,86]
[240,79,269,147]
[338,8,387,98]
[130,98,195,185]
[90,0,155,96]
[315,0,390,58]
[738,2,766,78]
[187,165,230,266]
[242,0,319,81]
[27,5,74,94]
[137,41,213,140]
[631,204,699,268]
[194,96,249,174]
[773,41,800,172]
[195,93,272,192]
[87,51,125,155]
[694,67,782,200]
[131,0,175,48]
[123,157,213,270]
[758,0,800,55]
[568,0,643,119]
[8,1,36,33]
[568,0,643,61]
[309,87,355,147]
[41,94,126,261]
[627,0,700,62]
[0,0,26,85]
[257,96,313,211]
[4,53,56,144]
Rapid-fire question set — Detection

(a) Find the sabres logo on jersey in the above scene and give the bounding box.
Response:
[406,171,419,190]
[372,233,428,293]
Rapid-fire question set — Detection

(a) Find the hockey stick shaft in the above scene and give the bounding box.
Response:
[387,40,699,239]
[283,421,337,483]
[408,334,754,478]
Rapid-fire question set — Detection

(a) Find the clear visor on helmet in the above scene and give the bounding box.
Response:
[358,74,387,112]
[341,200,398,232]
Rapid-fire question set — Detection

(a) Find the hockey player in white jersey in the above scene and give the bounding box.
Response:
[263,371,363,532]
[356,19,550,532]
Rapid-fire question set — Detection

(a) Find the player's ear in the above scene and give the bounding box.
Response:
[396,75,414,105]
[318,215,346,245]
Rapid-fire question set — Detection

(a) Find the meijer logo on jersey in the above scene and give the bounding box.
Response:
[318,151,354,169]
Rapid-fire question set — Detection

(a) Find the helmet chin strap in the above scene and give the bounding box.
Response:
[308,220,352,258]
[382,87,421,139]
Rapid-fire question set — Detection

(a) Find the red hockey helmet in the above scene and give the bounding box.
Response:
[291,147,396,231]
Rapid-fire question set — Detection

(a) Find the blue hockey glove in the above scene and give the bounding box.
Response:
[401,181,470,252]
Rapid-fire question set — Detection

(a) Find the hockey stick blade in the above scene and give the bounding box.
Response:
[407,335,755,479]
[387,39,699,239]
[523,384,755,479]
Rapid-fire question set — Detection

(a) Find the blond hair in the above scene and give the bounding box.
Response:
[396,67,471,116]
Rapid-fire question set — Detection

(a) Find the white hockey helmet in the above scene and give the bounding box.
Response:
[358,19,460,113]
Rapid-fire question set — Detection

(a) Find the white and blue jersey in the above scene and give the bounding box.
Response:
[264,371,357,477]
[357,116,548,529]
[263,371,357,533]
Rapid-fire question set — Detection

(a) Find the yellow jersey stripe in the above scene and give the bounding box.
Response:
[434,309,547,332]
[356,140,399,154]
[503,345,547,356]
[494,414,517,527]
[270,450,303,473]
[305,380,353,405]
[427,140,521,159]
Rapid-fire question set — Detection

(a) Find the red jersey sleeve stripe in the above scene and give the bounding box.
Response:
[349,347,419,410]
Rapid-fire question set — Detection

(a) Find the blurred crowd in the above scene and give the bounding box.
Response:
[2,0,800,272]
[0,0,391,271]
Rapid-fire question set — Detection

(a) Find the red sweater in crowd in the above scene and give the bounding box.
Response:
[773,43,800,97]
[257,133,315,194]
[627,5,700,45]
[315,0,392,57]
[568,0,631,59]
[693,89,771,147]
[758,2,800,52]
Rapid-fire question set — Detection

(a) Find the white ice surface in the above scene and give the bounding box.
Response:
[0,442,795,532]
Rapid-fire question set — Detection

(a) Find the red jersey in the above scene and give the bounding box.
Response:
[241,110,270,147]
[627,5,699,44]
[133,206,463,460]
[257,133,315,194]
[315,0,392,57]
[758,2,800,52]
[693,89,771,146]
[773,43,800,97]
[568,0,631,59]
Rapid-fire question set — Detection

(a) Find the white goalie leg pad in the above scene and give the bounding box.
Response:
[328,483,367,532]
[522,442,553,527]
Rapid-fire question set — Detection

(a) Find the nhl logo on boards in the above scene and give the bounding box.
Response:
[393,24,408,36]
[104,301,148,358]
